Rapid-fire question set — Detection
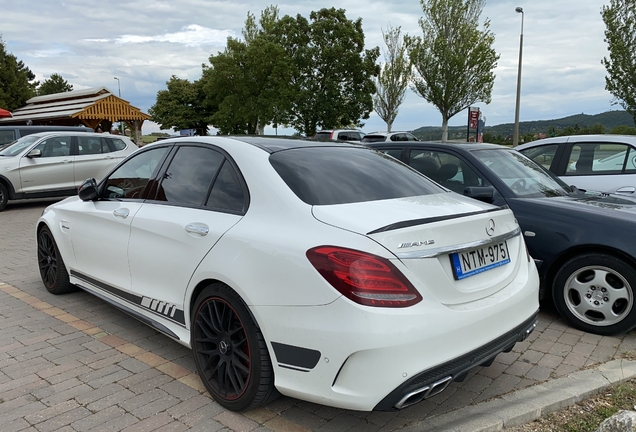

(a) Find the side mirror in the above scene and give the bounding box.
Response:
[26,149,42,158]
[463,186,495,204]
[78,178,99,201]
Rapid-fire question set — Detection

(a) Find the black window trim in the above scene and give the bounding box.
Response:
[144,142,250,215]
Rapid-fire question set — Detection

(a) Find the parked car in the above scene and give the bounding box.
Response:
[516,135,636,195]
[366,141,636,335]
[0,125,93,148]
[37,136,539,411]
[361,131,420,143]
[0,131,137,211]
[312,129,365,142]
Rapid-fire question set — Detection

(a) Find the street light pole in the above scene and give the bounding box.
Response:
[513,7,524,147]
[113,77,122,134]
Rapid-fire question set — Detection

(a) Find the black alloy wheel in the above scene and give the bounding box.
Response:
[191,283,277,411]
[37,226,72,294]
[0,183,8,211]
[553,253,636,335]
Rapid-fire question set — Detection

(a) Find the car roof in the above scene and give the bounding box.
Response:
[517,134,636,150]
[23,131,126,139]
[154,135,364,154]
[366,140,508,152]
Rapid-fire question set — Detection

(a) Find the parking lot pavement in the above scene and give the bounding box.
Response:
[2,199,636,432]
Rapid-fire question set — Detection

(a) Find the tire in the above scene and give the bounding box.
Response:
[191,283,278,411]
[37,226,73,294]
[0,182,8,212]
[552,253,636,335]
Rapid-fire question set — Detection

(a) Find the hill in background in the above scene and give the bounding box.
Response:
[411,110,635,141]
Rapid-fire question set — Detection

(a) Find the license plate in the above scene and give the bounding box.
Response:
[450,241,511,280]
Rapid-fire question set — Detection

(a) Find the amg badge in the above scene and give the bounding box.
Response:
[397,240,435,249]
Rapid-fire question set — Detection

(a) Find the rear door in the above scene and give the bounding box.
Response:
[74,135,118,185]
[127,144,248,321]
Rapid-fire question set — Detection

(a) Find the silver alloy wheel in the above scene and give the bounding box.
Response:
[564,265,633,327]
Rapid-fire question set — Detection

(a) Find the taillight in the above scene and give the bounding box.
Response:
[306,246,422,308]
[329,131,335,140]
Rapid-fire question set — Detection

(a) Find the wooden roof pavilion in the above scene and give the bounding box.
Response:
[0,87,151,142]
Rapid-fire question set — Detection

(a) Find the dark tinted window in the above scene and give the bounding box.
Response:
[314,132,332,141]
[157,146,224,206]
[361,135,387,143]
[270,147,442,205]
[206,161,246,213]
[34,136,72,157]
[111,138,127,151]
[78,136,107,155]
[0,130,15,145]
[104,147,169,199]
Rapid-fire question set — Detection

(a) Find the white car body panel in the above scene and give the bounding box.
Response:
[129,203,242,314]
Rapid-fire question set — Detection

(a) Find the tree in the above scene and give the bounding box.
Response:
[149,76,211,134]
[373,26,411,132]
[202,7,293,135]
[37,73,73,96]
[273,8,380,136]
[602,0,636,124]
[0,36,38,110]
[408,0,499,141]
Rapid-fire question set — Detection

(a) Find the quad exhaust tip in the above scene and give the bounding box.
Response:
[394,376,453,409]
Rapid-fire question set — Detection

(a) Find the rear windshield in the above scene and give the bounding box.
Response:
[270,147,442,205]
[361,135,387,143]
[313,132,332,141]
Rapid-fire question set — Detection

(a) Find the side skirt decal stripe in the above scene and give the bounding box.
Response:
[70,270,186,326]
[76,283,179,340]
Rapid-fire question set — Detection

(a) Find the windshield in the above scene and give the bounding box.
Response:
[473,149,570,198]
[0,135,41,157]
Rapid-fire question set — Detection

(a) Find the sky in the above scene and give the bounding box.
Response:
[0,0,617,135]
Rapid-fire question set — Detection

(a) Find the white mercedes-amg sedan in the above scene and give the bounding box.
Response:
[37,136,539,412]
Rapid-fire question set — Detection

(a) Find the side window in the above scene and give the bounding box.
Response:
[156,146,224,206]
[566,143,630,175]
[409,149,489,193]
[376,148,403,160]
[519,144,559,170]
[206,161,246,213]
[33,136,71,157]
[77,137,105,155]
[406,133,419,141]
[111,138,127,151]
[103,147,169,199]
[0,130,15,145]
[627,147,636,174]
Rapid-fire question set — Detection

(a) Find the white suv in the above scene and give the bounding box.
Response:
[0,131,138,211]
[312,129,365,143]
[361,131,420,143]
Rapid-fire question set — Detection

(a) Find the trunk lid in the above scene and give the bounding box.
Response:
[312,193,524,305]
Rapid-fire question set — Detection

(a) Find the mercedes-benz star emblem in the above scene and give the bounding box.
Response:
[219,340,230,355]
[486,219,496,236]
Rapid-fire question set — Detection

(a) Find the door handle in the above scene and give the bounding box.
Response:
[616,186,635,194]
[113,208,130,219]
[185,223,209,236]
[61,159,72,164]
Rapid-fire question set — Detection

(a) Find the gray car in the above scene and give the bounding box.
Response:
[0,131,138,211]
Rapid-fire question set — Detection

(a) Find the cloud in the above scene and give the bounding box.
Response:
[1,0,617,134]
[85,24,236,48]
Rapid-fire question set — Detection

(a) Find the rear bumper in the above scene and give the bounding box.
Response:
[374,312,538,411]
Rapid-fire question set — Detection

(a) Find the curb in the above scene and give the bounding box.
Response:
[400,359,636,431]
